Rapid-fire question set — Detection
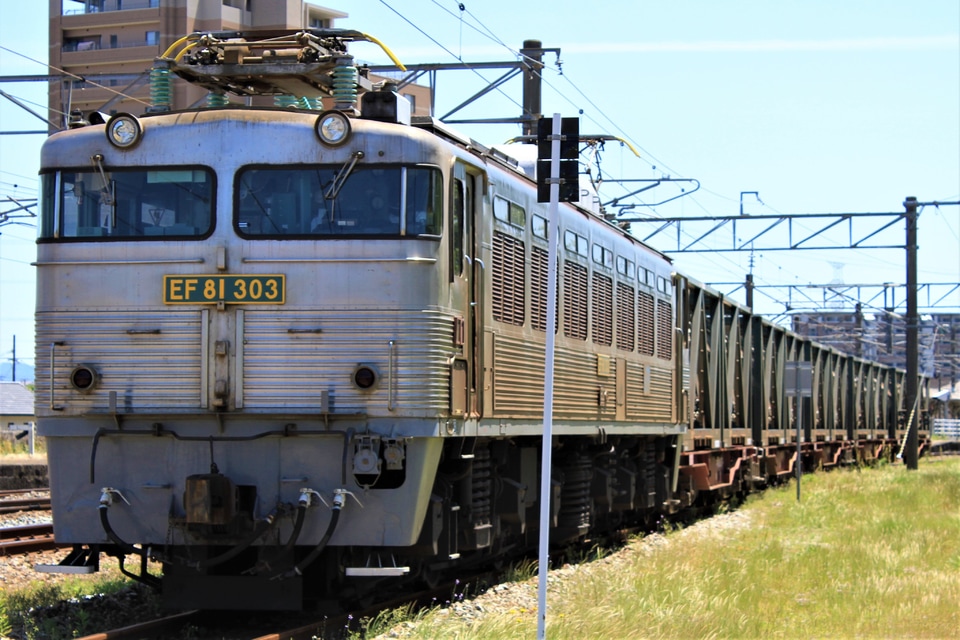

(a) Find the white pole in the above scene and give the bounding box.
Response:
[537,113,562,640]
[29,421,35,456]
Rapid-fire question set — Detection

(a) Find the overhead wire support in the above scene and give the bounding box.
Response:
[602,178,701,209]
[624,210,914,252]
[707,282,960,314]
[0,89,59,131]
[0,196,38,230]
[364,46,558,127]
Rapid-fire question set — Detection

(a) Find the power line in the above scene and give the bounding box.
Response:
[410,3,783,303]
[376,0,524,113]
[0,44,151,108]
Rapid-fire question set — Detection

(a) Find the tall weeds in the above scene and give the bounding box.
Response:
[388,459,960,639]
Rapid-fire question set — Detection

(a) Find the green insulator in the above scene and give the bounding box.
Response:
[297,97,323,110]
[149,67,172,111]
[206,92,230,108]
[331,62,357,110]
[274,95,298,108]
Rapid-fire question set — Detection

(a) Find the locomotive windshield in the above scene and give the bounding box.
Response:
[39,168,215,240]
[235,165,442,238]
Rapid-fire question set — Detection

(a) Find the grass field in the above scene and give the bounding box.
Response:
[1,456,956,638]
[371,457,960,639]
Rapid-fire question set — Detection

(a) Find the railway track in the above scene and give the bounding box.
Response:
[70,569,500,640]
[0,488,51,514]
[0,495,52,514]
[0,488,56,555]
[0,522,57,555]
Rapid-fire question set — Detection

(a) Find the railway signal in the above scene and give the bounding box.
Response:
[536,116,579,203]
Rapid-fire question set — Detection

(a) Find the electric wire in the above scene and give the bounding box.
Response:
[376,0,524,113]
[0,44,151,106]
[418,2,805,311]
[432,3,959,323]
[442,1,684,179]
[0,91,69,118]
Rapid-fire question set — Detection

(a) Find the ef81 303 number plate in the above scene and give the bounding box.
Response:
[163,275,285,304]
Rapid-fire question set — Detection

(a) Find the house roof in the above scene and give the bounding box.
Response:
[0,382,34,416]
[931,381,960,403]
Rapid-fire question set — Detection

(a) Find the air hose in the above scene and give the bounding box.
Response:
[275,491,347,579]
[98,492,281,572]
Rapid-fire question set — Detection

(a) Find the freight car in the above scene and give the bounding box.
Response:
[33,30,929,610]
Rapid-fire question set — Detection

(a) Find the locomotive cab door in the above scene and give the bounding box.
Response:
[450,163,484,419]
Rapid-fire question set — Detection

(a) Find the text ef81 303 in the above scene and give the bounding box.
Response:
[163,275,285,304]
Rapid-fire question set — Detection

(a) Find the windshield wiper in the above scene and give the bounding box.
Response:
[91,154,116,228]
[324,151,364,201]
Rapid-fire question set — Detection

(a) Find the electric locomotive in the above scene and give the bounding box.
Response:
[33,29,926,610]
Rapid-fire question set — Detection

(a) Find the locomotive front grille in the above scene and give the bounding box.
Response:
[240,309,455,412]
[35,309,204,414]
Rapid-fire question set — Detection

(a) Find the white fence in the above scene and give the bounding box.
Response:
[933,419,960,438]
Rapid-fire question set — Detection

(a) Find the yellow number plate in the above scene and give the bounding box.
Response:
[163,275,285,305]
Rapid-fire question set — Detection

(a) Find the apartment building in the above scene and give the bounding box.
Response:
[49,1,429,127]
[792,311,960,385]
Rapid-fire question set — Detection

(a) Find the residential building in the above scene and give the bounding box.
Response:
[792,311,960,387]
[0,382,35,432]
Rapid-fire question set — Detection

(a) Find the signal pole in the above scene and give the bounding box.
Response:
[536,113,579,640]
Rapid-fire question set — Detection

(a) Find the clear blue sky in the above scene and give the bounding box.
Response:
[1,0,958,376]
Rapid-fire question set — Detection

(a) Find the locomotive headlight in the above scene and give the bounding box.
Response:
[69,364,100,393]
[105,113,142,149]
[352,364,379,390]
[315,110,351,147]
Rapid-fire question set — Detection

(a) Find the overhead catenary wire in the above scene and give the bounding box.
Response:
[0,91,69,118]
[407,2,808,314]
[0,44,151,107]
[418,6,791,277]
[425,4,960,321]
[376,0,524,113]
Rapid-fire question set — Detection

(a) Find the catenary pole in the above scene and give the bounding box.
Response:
[904,196,919,470]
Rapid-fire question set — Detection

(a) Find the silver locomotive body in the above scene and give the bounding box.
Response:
[35,100,684,607]
[35,107,474,604]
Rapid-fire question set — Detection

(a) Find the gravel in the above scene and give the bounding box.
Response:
[0,491,60,595]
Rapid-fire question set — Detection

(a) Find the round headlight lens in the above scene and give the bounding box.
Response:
[69,365,100,393]
[106,113,142,149]
[315,111,351,146]
[352,365,378,390]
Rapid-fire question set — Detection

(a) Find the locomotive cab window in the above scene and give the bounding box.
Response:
[235,164,442,238]
[40,167,215,240]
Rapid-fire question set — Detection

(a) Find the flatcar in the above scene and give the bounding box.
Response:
[33,29,929,610]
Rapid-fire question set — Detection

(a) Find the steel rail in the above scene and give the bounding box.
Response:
[0,522,56,555]
[0,496,51,514]
[73,610,202,640]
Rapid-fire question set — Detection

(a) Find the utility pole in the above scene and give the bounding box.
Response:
[904,196,919,470]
